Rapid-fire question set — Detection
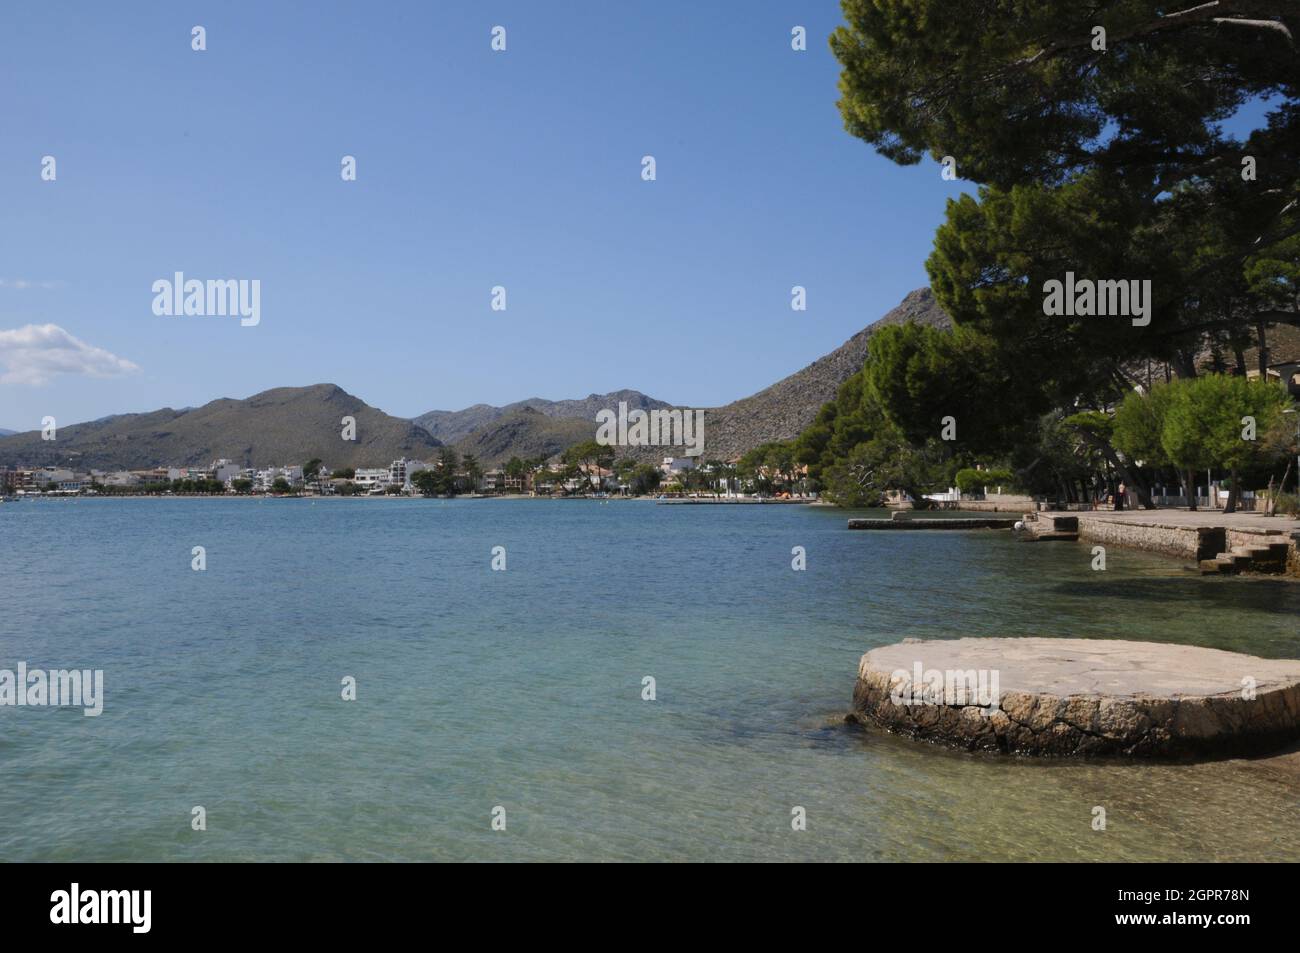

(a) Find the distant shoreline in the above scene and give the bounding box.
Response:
[4,493,662,502]
[1,493,821,504]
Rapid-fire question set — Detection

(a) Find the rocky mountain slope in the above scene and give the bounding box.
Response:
[414,390,669,444]
[691,287,951,460]
[442,288,952,464]
[0,384,440,471]
[450,408,594,467]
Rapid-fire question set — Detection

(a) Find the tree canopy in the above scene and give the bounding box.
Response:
[834,1,1299,406]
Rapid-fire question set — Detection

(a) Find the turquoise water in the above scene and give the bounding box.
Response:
[2,497,1299,862]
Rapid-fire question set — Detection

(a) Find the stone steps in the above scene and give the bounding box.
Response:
[1201,541,1290,575]
[1016,512,1078,541]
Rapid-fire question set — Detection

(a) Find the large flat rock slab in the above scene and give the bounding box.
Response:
[851,637,1300,759]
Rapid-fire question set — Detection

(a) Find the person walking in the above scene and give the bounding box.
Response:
[1116,481,1126,511]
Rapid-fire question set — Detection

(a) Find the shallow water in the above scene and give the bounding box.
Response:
[2,497,1298,861]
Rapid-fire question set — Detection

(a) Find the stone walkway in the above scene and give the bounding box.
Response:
[1075,507,1300,534]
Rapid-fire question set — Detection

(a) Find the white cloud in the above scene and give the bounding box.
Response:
[0,278,62,290]
[0,324,140,386]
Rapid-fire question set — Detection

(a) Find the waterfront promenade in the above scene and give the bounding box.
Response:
[1058,508,1300,575]
[1077,508,1300,534]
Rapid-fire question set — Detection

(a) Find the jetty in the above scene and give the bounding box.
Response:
[847,516,1018,530]
[851,637,1300,758]
[657,497,810,505]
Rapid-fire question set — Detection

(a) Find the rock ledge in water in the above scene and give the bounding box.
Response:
[851,637,1300,759]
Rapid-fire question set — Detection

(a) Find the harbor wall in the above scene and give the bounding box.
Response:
[1071,516,1300,575]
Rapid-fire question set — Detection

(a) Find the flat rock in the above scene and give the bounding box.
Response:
[851,637,1300,759]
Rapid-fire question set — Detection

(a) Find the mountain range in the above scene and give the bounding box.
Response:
[414,390,670,444]
[0,384,441,471]
[0,288,951,471]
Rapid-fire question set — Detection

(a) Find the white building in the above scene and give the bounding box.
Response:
[31,468,75,486]
[354,468,390,491]
[388,458,431,488]
[211,459,243,484]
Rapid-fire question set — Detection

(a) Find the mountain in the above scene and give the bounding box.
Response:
[0,288,952,472]
[451,407,595,466]
[0,429,15,438]
[414,390,669,444]
[0,384,440,471]
[428,288,951,465]
[689,287,952,460]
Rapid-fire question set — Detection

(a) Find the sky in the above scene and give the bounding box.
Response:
[4,2,1268,433]
[0,0,977,429]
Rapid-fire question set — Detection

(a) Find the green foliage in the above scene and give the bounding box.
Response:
[955,468,1014,494]
[1264,491,1300,517]
[834,0,1299,417]
[410,469,442,496]
[832,0,1296,192]
[1112,384,1174,468]
[628,464,661,496]
[866,321,1041,455]
[1162,375,1291,474]
[170,478,226,494]
[460,453,483,492]
[562,439,614,470]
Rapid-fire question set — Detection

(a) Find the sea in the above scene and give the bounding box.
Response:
[2,497,1298,861]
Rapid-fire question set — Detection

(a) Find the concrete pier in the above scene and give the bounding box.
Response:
[847,517,1018,530]
[851,637,1300,758]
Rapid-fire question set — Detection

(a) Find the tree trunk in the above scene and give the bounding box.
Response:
[1076,430,1154,508]
[1224,467,1240,514]
[1232,343,1248,376]
[1256,322,1270,378]
[1185,468,1197,511]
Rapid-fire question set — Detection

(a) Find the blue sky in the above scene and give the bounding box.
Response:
[0,0,972,429]
[6,2,1269,432]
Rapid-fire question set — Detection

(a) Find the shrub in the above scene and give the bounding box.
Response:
[1263,491,1300,517]
[955,467,1015,494]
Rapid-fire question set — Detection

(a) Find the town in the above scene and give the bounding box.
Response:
[0,443,816,501]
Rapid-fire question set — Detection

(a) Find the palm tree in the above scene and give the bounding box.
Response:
[461,453,483,493]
